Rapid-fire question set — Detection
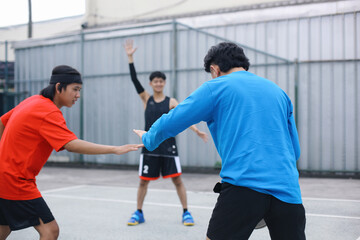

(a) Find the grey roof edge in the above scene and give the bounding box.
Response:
[85,0,346,29]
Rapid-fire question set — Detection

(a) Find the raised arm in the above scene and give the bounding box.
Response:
[124,39,150,107]
[170,97,208,143]
[64,139,143,155]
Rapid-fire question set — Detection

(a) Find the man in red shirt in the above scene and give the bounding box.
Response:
[0,65,142,240]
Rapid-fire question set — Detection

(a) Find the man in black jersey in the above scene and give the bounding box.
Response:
[124,39,208,226]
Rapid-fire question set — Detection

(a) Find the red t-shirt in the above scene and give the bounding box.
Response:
[0,95,77,200]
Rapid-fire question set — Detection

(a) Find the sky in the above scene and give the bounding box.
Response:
[0,0,85,27]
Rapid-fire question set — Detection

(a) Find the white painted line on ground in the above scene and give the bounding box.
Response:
[78,184,185,193]
[42,184,214,195]
[42,185,87,194]
[356,236,360,240]
[306,213,360,220]
[43,193,360,219]
[41,185,360,202]
[303,197,360,203]
[43,194,213,209]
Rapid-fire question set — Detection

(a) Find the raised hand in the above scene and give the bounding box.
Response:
[124,39,137,57]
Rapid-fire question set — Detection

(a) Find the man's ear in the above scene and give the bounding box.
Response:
[210,65,221,78]
[55,82,61,94]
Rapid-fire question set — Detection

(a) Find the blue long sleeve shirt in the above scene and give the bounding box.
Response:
[142,71,302,204]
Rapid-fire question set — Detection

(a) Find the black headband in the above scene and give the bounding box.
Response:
[50,74,82,84]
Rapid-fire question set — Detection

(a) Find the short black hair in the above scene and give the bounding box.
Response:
[149,71,166,81]
[204,42,250,73]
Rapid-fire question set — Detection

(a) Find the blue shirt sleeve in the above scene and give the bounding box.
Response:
[142,83,214,151]
[288,103,300,160]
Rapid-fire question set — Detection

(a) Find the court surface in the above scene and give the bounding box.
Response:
[7,166,360,240]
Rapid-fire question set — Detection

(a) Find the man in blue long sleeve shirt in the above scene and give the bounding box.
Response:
[134,42,306,240]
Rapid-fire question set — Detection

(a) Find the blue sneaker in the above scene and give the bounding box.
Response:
[182,211,195,226]
[127,210,145,226]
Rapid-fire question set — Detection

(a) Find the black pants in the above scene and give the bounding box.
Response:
[207,183,306,240]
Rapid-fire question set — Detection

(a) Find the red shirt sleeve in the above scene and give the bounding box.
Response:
[39,111,78,152]
[0,108,15,126]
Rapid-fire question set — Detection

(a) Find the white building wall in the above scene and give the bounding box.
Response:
[0,16,84,61]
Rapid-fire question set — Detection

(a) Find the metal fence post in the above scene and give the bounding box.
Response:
[294,58,299,125]
[171,19,178,99]
[3,41,9,113]
[79,31,85,163]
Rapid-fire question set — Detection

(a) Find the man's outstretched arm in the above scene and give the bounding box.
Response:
[64,139,143,155]
[134,83,214,151]
[170,97,208,143]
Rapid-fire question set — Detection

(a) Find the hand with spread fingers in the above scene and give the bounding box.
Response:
[124,39,137,59]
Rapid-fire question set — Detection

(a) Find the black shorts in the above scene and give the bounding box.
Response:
[0,197,55,231]
[207,182,306,240]
[139,154,182,180]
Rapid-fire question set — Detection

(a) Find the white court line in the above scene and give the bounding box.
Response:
[41,185,360,201]
[303,197,360,203]
[42,184,214,195]
[88,185,214,194]
[43,193,360,219]
[306,213,360,220]
[42,185,87,194]
[356,236,360,240]
[43,194,213,210]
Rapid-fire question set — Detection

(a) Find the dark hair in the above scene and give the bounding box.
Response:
[204,42,250,73]
[149,71,166,81]
[40,65,81,100]
[40,83,70,101]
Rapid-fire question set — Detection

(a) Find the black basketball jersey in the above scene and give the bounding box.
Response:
[142,96,178,156]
